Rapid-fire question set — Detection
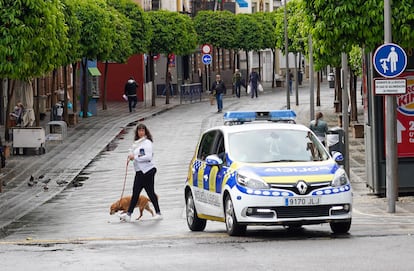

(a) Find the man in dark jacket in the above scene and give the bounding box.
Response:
[211,74,226,113]
[124,77,138,112]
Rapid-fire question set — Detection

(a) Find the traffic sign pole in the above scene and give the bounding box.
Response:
[384,0,397,213]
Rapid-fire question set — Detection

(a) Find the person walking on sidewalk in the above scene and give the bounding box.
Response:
[124,77,138,112]
[211,74,226,113]
[232,69,242,98]
[309,112,328,145]
[288,69,294,95]
[249,69,260,98]
[120,123,162,222]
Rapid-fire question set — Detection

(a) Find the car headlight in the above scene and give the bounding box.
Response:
[331,168,350,187]
[236,170,269,189]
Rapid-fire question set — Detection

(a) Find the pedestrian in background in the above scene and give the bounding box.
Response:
[289,69,294,95]
[232,69,242,98]
[249,69,260,98]
[9,102,25,126]
[124,77,138,112]
[120,123,162,222]
[211,74,226,113]
[309,112,328,145]
[162,70,174,96]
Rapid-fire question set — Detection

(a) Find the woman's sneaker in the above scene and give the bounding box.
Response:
[152,213,163,220]
[119,213,131,222]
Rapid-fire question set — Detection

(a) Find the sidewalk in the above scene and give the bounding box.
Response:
[1,79,413,236]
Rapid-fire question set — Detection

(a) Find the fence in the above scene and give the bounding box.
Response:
[180,83,202,104]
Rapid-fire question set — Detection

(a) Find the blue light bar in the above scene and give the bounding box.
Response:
[223,110,296,124]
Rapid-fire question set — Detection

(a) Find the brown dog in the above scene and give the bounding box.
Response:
[110,195,154,220]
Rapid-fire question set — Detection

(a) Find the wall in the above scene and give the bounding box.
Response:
[97,54,144,102]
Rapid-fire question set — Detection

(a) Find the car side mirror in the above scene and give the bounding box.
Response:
[206,154,223,166]
[332,151,344,162]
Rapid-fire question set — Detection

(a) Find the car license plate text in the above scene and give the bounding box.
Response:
[285,197,320,206]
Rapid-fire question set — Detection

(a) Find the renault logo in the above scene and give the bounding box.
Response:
[296,180,308,195]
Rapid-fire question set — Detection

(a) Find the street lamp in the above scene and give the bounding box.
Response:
[283,0,290,109]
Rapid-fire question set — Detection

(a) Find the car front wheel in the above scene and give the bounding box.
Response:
[185,191,206,231]
[224,195,246,236]
[330,219,351,234]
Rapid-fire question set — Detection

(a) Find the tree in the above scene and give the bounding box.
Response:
[194,10,237,73]
[106,0,150,109]
[235,13,263,86]
[148,10,197,105]
[71,0,114,118]
[0,0,68,139]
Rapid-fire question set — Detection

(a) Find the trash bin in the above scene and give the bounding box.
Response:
[326,127,345,155]
[328,72,335,88]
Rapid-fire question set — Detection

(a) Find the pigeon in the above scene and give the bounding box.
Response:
[38,174,45,180]
[56,180,68,186]
[28,175,35,187]
[43,185,49,191]
[41,178,51,184]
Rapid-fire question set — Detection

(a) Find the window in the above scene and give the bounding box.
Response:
[197,130,217,160]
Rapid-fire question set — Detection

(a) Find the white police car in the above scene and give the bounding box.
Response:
[184,110,352,236]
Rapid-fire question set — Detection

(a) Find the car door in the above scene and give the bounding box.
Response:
[191,130,224,218]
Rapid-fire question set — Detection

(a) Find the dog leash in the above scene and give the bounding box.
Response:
[119,158,130,205]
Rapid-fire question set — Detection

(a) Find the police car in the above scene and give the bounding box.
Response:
[184,110,352,236]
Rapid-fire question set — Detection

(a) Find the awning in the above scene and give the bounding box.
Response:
[88,67,101,76]
[235,0,248,8]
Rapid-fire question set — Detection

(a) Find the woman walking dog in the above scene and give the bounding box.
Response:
[120,123,162,222]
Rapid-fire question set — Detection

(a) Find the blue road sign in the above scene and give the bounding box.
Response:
[202,54,212,65]
[373,43,407,78]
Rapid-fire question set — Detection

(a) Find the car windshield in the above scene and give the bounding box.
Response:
[228,129,329,163]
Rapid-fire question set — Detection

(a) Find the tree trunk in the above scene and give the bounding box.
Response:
[63,66,69,123]
[335,67,342,113]
[102,61,109,110]
[4,79,15,141]
[165,56,170,105]
[316,71,321,106]
[272,49,276,88]
[350,70,358,122]
[245,50,249,91]
[72,62,78,114]
[81,58,89,118]
[149,52,156,107]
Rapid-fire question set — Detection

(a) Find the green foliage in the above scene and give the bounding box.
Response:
[235,13,263,52]
[148,10,197,56]
[71,0,113,60]
[61,0,82,65]
[194,10,237,50]
[253,12,277,51]
[106,0,150,54]
[349,46,362,75]
[0,0,68,79]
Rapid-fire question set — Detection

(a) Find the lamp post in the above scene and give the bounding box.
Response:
[284,0,290,109]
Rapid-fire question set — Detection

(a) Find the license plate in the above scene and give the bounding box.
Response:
[285,196,321,206]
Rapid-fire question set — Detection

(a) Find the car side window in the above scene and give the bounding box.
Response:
[215,132,225,162]
[197,130,216,161]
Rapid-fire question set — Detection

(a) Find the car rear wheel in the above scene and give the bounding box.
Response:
[330,219,351,234]
[186,191,206,231]
[224,196,246,236]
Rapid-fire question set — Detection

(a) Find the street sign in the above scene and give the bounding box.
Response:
[202,54,212,65]
[374,78,407,95]
[373,43,407,78]
[201,44,212,54]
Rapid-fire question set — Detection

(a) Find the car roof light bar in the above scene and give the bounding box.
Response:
[223,110,296,125]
